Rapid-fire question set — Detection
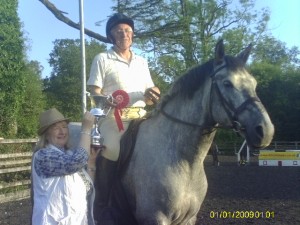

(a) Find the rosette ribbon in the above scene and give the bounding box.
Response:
[112,90,129,131]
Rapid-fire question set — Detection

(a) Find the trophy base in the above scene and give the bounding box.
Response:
[90,108,105,117]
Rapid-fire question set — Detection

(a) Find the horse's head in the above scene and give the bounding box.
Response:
[210,40,274,149]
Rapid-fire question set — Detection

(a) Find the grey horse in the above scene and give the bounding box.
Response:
[70,40,274,225]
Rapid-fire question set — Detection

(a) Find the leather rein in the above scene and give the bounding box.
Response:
[158,64,261,133]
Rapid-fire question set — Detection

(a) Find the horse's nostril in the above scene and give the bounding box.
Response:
[255,125,264,138]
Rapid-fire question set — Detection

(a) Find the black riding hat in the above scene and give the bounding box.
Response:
[106,13,134,43]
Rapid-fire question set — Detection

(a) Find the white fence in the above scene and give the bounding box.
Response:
[0,139,37,203]
[0,139,299,203]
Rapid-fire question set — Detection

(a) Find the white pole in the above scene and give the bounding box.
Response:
[246,145,250,163]
[79,0,87,114]
[237,140,246,163]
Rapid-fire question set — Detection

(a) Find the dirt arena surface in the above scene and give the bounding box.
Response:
[1,155,299,225]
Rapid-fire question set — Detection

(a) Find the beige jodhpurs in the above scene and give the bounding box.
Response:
[99,108,146,161]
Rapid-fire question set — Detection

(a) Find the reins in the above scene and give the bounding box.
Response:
[158,63,261,134]
[160,103,205,128]
[157,65,226,131]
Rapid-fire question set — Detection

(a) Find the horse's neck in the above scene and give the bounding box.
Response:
[178,128,216,163]
[157,82,215,164]
[196,133,216,159]
[163,81,213,127]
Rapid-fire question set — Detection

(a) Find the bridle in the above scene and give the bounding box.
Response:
[159,63,261,133]
[209,64,261,132]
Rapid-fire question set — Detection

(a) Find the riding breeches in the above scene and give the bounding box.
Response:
[99,107,146,161]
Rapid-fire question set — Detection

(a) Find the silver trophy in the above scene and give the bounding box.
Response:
[88,94,113,148]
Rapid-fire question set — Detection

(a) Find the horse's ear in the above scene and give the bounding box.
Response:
[237,43,252,64]
[215,39,225,65]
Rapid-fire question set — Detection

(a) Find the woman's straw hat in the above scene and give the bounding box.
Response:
[38,108,70,135]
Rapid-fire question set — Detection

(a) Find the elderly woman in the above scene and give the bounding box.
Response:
[31,108,100,225]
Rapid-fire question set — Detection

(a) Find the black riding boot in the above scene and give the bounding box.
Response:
[93,156,118,225]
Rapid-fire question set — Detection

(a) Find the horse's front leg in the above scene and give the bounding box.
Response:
[137,214,197,225]
[187,216,197,225]
[136,214,170,225]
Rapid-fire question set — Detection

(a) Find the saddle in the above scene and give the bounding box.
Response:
[108,118,146,225]
[117,118,146,177]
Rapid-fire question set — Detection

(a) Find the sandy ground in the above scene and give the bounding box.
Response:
[197,155,300,225]
[1,155,299,225]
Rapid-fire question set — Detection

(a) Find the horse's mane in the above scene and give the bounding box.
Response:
[158,59,214,109]
[172,60,214,98]
[155,55,246,113]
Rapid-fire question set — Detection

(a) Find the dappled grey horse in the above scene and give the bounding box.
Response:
[70,40,274,225]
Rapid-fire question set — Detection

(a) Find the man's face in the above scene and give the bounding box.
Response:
[111,23,133,50]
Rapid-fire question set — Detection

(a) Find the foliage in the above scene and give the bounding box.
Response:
[114,0,270,82]
[251,64,300,141]
[252,35,300,69]
[249,36,300,141]
[0,0,26,137]
[43,39,106,121]
[15,0,300,143]
[16,61,46,137]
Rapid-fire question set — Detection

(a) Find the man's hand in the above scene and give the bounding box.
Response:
[144,87,160,105]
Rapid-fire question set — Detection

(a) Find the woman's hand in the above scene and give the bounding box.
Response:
[81,111,95,131]
[89,146,103,164]
[87,146,104,180]
[87,146,105,170]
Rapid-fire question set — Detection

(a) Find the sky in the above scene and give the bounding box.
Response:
[18,0,300,78]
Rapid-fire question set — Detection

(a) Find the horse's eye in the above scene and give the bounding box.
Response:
[223,80,233,88]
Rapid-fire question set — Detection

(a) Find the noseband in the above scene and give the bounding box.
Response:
[159,63,261,133]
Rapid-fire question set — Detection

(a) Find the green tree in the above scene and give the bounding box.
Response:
[250,35,300,140]
[39,0,270,82]
[43,39,106,121]
[17,61,46,137]
[0,0,26,137]
[251,62,300,141]
[252,35,300,70]
[113,0,270,81]
[38,0,300,142]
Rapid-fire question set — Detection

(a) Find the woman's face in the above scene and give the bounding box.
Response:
[111,23,133,50]
[46,121,69,148]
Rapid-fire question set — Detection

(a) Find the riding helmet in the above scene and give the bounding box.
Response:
[106,13,134,43]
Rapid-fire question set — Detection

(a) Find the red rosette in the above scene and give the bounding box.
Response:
[112,90,129,131]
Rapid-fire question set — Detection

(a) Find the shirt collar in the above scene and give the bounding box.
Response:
[107,47,136,62]
[47,144,65,152]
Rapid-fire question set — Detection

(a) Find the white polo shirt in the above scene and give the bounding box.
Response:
[87,48,154,107]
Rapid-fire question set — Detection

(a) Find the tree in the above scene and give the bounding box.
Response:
[250,62,300,141]
[38,0,300,142]
[38,0,108,43]
[39,0,270,82]
[17,61,46,137]
[249,35,300,141]
[43,39,106,121]
[0,0,26,137]
[252,35,300,70]
[113,0,270,79]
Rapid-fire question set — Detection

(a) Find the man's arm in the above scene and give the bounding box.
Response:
[89,85,102,95]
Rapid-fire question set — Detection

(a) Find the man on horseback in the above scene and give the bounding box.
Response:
[87,13,160,224]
